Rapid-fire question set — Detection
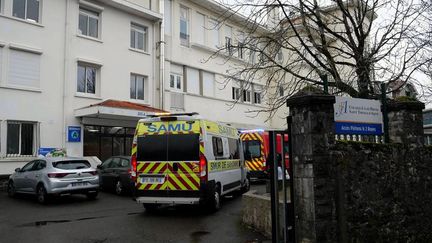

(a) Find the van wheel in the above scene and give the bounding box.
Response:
[208,184,221,212]
[37,185,48,204]
[7,181,16,198]
[241,177,250,194]
[143,204,158,213]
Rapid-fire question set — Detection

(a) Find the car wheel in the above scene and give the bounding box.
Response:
[37,185,48,204]
[7,181,16,198]
[86,191,98,200]
[208,184,221,212]
[115,180,123,195]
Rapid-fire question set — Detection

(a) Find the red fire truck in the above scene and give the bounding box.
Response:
[240,129,289,179]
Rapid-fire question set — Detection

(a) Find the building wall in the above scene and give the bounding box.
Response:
[164,0,274,129]
[0,0,161,174]
[0,0,67,170]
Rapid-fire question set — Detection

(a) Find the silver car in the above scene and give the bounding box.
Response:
[7,157,99,203]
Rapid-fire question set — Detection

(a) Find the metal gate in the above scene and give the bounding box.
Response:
[268,116,295,243]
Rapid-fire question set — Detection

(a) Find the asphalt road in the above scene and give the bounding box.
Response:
[0,183,268,243]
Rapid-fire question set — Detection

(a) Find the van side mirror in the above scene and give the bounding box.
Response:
[15,168,21,173]
[97,165,102,169]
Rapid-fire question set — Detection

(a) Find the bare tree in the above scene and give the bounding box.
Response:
[211,0,429,114]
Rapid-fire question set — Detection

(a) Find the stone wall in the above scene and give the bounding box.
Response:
[329,142,432,242]
[286,91,431,243]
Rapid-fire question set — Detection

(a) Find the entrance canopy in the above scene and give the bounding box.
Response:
[74,99,167,127]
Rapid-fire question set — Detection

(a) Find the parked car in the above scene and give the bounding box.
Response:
[97,156,134,195]
[7,157,99,204]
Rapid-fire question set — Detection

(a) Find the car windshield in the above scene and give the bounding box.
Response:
[52,160,91,170]
[137,134,200,161]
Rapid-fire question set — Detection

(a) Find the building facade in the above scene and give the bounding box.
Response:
[0,0,284,175]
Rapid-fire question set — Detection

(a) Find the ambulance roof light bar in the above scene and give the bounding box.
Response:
[240,129,265,133]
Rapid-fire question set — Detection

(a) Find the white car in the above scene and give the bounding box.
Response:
[7,157,99,203]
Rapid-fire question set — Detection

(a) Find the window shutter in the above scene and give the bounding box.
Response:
[8,50,41,88]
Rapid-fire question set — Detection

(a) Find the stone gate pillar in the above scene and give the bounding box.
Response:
[387,100,425,146]
[286,90,336,243]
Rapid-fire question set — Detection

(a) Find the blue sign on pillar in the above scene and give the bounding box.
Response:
[67,126,81,142]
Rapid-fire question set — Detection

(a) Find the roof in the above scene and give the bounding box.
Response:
[90,99,167,113]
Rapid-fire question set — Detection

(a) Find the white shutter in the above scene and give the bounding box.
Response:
[194,13,205,45]
[202,71,215,97]
[8,50,41,88]
[186,67,199,94]
[164,0,172,35]
[0,48,2,79]
[170,92,185,110]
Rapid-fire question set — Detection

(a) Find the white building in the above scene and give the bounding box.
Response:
[0,0,285,175]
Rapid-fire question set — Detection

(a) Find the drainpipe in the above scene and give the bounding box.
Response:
[61,0,70,148]
[159,0,165,110]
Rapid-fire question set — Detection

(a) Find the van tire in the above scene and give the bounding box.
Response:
[241,177,250,194]
[207,184,221,212]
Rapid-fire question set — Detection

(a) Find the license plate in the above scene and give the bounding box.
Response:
[72,182,87,187]
[140,176,165,184]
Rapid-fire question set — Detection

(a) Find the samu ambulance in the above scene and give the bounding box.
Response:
[131,113,249,211]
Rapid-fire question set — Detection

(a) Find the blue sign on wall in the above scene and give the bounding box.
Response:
[335,122,383,135]
[67,126,81,142]
[38,147,55,156]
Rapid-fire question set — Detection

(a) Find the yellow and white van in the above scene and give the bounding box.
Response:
[131,113,249,211]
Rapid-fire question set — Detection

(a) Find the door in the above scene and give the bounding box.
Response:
[105,157,121,189]
[27,160,46,193]
[99,158,113,190]
[14,160,36,192]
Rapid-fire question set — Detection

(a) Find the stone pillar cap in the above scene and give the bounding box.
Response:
[286,88,335,107]
[387,100,425,112]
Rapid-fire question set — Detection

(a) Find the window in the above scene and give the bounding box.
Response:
[232,87,241,100]
[212,137,223,158]
[53,160,91,170]
[194,12,205,45]
[8,49,41,88]
[12,0,40,23]
[243,89,251,103]
[79,7,99,38]
[277,49,284,62]
[130,74,146,101]
[224,25,233,55]
[254,91,261,104]
[170,73,182,91]
[21,161,36,172]
[77,63,97,94]
[279,85,284,97]
[130,23,148,51]
[243,140,261,158]
[209,19,219,49]
[237,32,245,59]
[137,134,200,161]
[180,6,189,46]
[253,84,263,104]
[7,121,36,156]
[228,138,240,159]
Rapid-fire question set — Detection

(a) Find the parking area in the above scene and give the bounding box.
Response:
[0,184,268,243]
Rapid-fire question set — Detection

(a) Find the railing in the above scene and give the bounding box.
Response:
[335,134,384,143]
